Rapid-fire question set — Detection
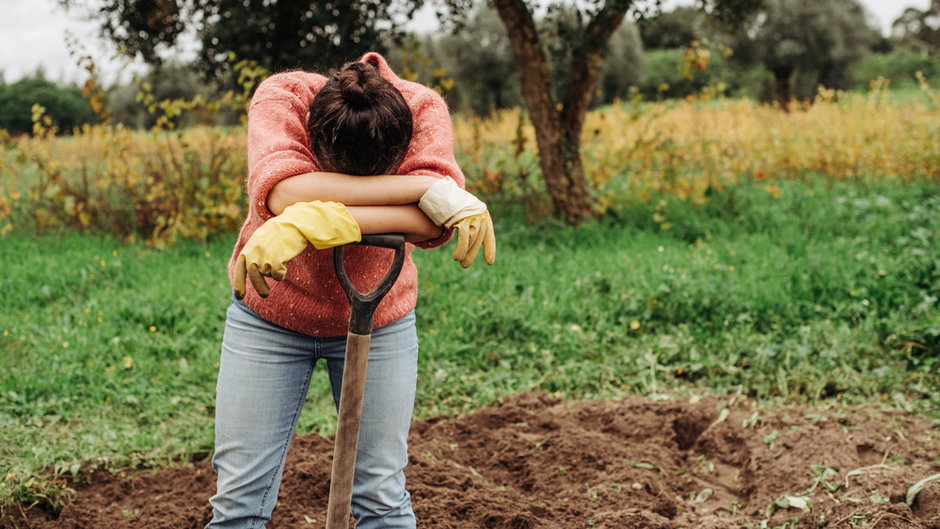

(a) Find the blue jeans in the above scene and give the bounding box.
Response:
[206,298,418,529]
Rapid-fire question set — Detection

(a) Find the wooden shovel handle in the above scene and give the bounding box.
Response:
[325,332,371,529]
[326,234,406,529]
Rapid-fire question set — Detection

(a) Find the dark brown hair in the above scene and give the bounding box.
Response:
[307,62,413,176]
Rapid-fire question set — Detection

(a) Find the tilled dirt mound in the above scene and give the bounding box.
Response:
[3,393,939,528]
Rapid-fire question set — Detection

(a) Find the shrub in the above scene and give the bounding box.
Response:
[0,78,97,134]
[0,58,268,246]
[851,50,940,89]
[635,48,766,99]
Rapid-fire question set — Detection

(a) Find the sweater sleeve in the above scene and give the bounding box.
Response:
[246,71,327,221]
[398,86,464,249]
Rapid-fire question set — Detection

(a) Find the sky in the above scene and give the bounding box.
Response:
[0,0,932,86]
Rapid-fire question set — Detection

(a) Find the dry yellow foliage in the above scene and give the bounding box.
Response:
[453,81,940,214]
[2,77,937,242]
[2,121,247,245]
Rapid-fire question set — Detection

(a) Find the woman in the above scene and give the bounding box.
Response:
[207,52,494,529]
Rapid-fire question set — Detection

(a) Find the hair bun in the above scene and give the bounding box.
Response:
[337,63,382,107]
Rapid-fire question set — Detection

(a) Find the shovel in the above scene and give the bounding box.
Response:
[326,233,406,529]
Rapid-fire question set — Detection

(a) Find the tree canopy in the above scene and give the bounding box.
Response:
[59,0,418,78]
[734,0,875,109]
[433,5,523,115]
[893,0,940,57]
[637,7,705,50]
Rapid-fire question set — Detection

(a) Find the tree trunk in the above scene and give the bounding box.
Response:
[492,0,594,225]
[557,4,629,222]
[773,67,793,112]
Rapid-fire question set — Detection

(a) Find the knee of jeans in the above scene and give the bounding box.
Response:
[208,491,271,528]
[209,493,244,518]
[351,485,413,521]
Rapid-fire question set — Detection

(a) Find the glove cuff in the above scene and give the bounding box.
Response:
[419,177,486,228]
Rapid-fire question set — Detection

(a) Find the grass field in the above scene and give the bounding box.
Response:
[1,174,937,505]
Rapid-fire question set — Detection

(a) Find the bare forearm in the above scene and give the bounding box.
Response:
[346,205,443,243]
[268,172,439,215]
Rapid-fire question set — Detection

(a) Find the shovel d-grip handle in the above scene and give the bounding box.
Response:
[332,234,406,335]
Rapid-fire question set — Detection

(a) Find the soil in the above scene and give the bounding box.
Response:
[3,393,939,528]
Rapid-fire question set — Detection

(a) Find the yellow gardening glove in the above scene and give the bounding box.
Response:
[233,201,361,299]
[418,177,496,268]
[451,211,496,268]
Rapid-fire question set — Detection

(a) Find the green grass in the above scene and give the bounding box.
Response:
[0,174,938,506]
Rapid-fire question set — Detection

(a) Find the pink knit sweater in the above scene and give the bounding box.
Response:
[227,52,463,336]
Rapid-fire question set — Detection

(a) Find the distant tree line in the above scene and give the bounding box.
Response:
[83,0,940,122]
[5,0,937,136]
[5,0,939,128]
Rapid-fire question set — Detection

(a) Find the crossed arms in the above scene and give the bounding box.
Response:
[268,172,444,244]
